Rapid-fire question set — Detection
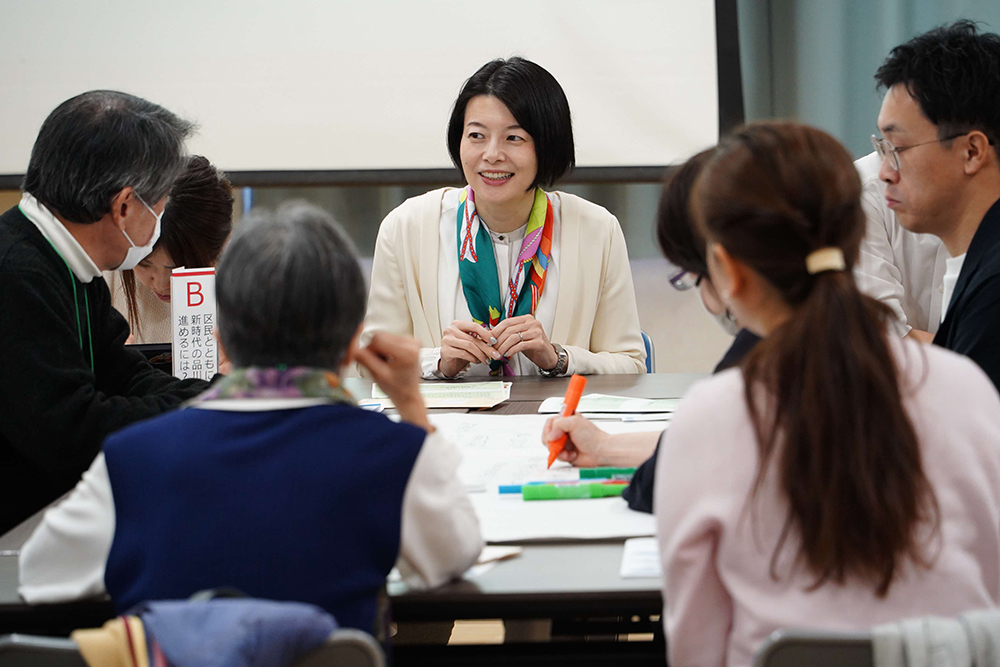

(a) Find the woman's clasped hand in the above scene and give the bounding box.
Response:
[438,314,556,377]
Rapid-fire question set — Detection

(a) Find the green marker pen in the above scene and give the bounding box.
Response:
[579,467,637,480]
[522,481,628,501]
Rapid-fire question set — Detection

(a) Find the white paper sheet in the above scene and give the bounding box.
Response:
[478,545,524,564]
[374,381,511,408]
[581,412,674,422]
[619,537,662,578]
[432,413,665,490]
[431,413,662,542]
[471,494,655,542]
[432,413,579,490]
[538,393,682,414]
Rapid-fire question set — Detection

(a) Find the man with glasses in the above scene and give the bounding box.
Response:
[854,151,947,343]
[870,21,1000,390]
[0,91,211,532]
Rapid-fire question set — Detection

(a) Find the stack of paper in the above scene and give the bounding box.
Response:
[373,381,511,409]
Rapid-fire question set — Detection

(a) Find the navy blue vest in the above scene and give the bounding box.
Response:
[103,404,425,632]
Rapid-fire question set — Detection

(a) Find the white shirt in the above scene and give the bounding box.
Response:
[421,188,573,378]
[854,152,948,336]
[104,271,172,344]
[18,399,484,602]
[941,253,967,323]
[19,193,102,283]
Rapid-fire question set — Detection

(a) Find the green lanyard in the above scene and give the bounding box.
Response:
[42,237,94,371]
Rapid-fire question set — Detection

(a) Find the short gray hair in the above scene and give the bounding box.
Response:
[23,90,195,223]
[216,201,367,370]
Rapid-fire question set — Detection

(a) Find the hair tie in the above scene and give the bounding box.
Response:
[805,247,846,275]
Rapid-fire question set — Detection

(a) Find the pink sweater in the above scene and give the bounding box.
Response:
[655,339,1000,667]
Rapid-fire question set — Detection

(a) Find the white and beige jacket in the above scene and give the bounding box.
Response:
[362,188,646,376]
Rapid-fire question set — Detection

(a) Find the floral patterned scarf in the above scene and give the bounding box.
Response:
[188,367,356,406]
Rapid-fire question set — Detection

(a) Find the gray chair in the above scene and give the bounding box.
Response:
[0,630,386,667]
[753,628,873,667]
[296,629,386,667]
[0,635,86,667]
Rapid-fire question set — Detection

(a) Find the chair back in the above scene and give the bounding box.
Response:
[0,630,385,667]
[640,330,655,373]
[294,629,386,667]
[0,635,87,667]
[753,628,873,667]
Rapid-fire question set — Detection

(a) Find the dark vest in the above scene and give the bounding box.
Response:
[934,197,1000,391]
[103,403,425,632]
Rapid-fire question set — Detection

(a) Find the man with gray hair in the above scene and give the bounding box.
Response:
[20,202,482,634]
[0,91,211,533]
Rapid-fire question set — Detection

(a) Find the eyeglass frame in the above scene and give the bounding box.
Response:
[870,131,969,172]
[668,269,702,291]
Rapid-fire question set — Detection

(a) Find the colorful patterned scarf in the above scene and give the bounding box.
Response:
[457,186,554,375]
[187,367,356,405]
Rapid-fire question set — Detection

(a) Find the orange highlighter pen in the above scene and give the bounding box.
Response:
[547,374,588,469]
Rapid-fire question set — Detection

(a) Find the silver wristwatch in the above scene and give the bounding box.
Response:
[539,343,568,377]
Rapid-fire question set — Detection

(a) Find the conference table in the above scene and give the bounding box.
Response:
[0,373,706,666]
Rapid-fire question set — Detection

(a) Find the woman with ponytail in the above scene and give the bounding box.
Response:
[654,122,1000,666]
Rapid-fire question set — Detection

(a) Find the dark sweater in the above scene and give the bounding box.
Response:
[0,205,208,533]
[934,197,1000,391]
[104,404,426,633]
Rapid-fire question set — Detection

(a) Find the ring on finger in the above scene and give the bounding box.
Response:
[517,331,524,342]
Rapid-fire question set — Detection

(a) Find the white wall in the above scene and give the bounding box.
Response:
[631,258,733,373]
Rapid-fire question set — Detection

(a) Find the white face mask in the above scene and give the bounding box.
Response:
[698,275,742,336]
[712,308,742,336]
[115,195,163,271]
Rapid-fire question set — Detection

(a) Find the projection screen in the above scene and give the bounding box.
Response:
[0,0,733,184]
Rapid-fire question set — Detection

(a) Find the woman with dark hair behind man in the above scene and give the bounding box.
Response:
[106,155,234,343]
[550,122,1000,667]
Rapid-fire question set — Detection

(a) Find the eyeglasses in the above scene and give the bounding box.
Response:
[870,132,966,172]
[668,269,702,291]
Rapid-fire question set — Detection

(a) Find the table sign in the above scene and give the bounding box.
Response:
[171,268,218,380]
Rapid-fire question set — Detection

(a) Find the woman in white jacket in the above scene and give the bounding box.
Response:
[363,57,646,379]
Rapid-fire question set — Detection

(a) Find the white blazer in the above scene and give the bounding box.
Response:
[362,188,646,375]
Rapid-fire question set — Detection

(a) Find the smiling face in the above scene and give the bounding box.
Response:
[132,246,177,302]
[876,84,967,236]
[460,95,538,217]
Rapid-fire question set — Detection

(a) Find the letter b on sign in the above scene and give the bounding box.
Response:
[188,282,204,307]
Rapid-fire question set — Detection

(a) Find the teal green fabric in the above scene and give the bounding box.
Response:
[738,0,1000,158]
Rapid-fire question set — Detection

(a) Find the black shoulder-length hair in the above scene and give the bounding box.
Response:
[447,57,575,189]
[875,20,1000,146]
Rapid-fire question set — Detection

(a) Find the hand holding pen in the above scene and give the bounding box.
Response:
[546,374,587,468]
